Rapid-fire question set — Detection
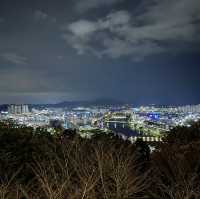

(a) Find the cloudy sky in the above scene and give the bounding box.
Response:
[0,0,200,105]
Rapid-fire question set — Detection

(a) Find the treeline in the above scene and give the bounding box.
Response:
[0,121,200,198]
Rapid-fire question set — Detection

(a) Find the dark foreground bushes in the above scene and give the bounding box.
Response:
[0,121,200,198]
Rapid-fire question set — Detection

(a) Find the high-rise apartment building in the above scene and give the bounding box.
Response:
[8,104,29,114]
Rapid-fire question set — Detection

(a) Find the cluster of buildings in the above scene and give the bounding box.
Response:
[176,104,200,113]
[0,103,200,142]
[8,104,29,114]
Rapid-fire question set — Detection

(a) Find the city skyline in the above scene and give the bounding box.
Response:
[0,0,200,105]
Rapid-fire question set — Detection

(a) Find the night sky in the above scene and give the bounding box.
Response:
[0,0,200,105]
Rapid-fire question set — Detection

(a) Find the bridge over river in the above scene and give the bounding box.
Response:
[104,121,162,142]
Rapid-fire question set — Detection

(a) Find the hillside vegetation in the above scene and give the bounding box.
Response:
[0,121,200,199]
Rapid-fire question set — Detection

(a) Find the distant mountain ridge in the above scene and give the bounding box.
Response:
[0,99,126,111]
[54,99,125,107]
[31,99,126,109]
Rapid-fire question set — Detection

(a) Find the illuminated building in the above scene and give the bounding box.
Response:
[8,104,29,114]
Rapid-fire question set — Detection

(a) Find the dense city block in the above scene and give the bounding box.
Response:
[1,103,200,142]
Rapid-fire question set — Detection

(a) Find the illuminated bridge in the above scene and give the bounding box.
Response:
[104,121,128,128]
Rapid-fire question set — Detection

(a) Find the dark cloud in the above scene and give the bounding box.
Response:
[0,52,28,65]
[64,0,200,60]
[0,0,199,104]
[34,10,56,23]
[34,10,48,20]
[74,0,126,13]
